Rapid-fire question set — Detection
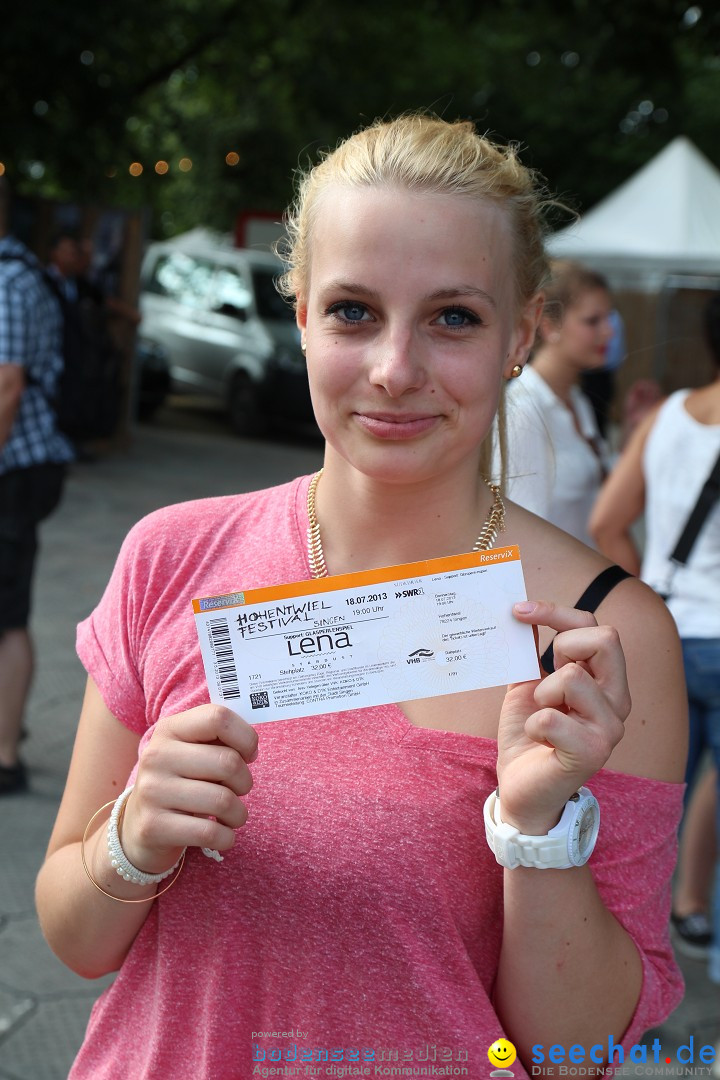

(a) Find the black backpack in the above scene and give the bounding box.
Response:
[0,252,121,440]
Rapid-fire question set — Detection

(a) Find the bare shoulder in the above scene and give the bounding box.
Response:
[507,503,686,783]
[506,502,614,607]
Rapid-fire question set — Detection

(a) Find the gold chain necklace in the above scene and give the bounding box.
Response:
[306,468,505,579]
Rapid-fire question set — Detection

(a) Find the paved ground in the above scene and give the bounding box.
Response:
[0,405,717,1079]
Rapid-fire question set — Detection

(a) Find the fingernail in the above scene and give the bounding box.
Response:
[514,601,538,614]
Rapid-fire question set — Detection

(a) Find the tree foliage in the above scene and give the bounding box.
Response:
[3,0,719,237]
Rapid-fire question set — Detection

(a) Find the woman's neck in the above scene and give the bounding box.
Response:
[530,348,579,405]
[685,375,720,425]
[311,451,496,575]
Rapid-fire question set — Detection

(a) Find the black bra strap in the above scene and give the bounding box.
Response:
[540,565,632,674]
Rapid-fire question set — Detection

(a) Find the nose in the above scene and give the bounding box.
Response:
[368,328,427,397]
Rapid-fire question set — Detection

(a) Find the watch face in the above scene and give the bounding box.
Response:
[578,808,596,854]
[571,797,600,864]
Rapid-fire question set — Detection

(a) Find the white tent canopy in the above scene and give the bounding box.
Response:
[547,136,720,288]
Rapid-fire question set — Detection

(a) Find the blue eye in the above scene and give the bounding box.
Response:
[326,302,369,323]
[438,307,481,328]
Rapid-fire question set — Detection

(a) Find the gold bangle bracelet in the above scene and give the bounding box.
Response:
[80,798,186,904]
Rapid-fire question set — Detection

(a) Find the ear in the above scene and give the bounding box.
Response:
[503,292,543,379]
[296,300,308,334]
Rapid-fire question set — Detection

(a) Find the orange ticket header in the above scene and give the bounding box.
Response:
[192,545,520,613]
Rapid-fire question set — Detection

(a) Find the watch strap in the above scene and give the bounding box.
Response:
[484,790,574,869]
[484,787,598,870]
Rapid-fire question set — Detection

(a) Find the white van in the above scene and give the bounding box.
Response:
[138,234,314,435]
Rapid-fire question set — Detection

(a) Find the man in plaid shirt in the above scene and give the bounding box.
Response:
[0,193,74,794]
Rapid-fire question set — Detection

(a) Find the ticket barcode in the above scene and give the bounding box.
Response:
[208,617,240,699]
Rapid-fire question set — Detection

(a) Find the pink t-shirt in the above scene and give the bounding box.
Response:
[71,476,684,1080]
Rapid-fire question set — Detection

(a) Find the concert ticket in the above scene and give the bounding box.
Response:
[192,546,539,723]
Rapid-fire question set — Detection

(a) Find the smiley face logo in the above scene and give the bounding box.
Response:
[488,1038,517,1073]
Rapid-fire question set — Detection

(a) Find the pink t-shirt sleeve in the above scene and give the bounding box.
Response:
[75,481,307,736]
[590,768,685,1054]
[76,514,160,733]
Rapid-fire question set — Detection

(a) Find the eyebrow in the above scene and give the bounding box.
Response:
[320,281,497,310]
[425,286,497,310]
[321,280,379,299]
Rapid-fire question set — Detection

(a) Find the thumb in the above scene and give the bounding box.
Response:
[506,677,541,702]
[501,678,541,726]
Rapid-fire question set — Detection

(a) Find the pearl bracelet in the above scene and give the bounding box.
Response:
[107,785,185,885]
[81,787,223,904]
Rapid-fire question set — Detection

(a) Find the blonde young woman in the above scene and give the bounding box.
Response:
[501,260,615,546]
[36,116,685,1079]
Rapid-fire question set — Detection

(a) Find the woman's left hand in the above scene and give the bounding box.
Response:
[496,601,631,835]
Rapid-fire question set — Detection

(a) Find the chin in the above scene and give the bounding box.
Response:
[335,442,478,488]
[344,455,437,486]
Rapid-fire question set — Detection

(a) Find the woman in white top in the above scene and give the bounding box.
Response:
[501,260,615,546]
[590,292,720,974]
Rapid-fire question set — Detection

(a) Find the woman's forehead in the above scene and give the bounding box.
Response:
[569,287,612,312]
[311,182,510,231]
[307,184,515,288]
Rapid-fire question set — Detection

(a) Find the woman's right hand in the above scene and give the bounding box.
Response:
[118,704,259,875]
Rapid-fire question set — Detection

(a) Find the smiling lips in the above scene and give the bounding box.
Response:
[354,412,440,439]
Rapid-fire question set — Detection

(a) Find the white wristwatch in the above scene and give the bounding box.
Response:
[484,787,600,869]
